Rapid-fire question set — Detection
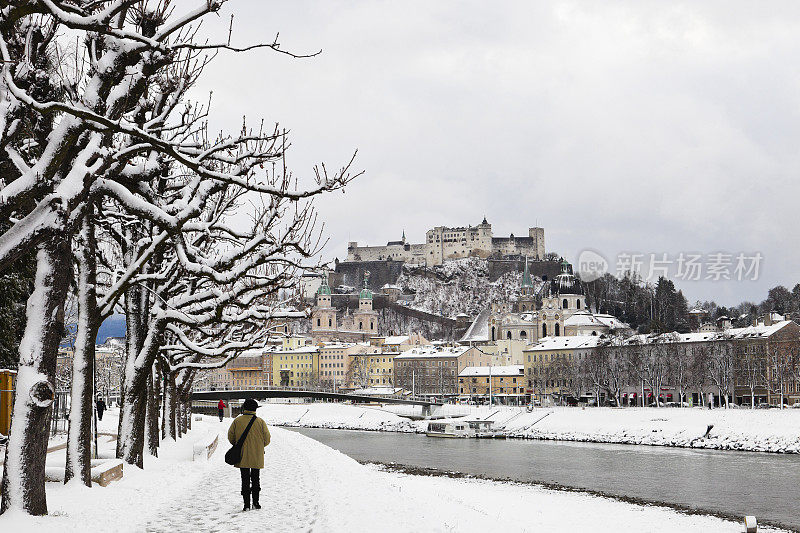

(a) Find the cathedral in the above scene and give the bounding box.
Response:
[311,273,379,342]
[467,258,627,346]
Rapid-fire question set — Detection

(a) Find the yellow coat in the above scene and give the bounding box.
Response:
[227,411,271,469]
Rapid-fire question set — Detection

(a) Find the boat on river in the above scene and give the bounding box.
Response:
[425,419,504,439]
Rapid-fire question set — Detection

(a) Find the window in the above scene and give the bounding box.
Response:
[328,318,332,327]
[506,331,512,340]
[520,330,527,339]
[542,324,547,337]
[555,323,560,336]
[576,300,581,310]
[317,318,321,327]
[563,298,568,309]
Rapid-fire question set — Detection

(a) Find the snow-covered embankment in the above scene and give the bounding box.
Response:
[260,402,800,453]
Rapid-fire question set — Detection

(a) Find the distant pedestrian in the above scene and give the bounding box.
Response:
[218,399,226,422]
[96,397,107,421]
[227,399,271,511]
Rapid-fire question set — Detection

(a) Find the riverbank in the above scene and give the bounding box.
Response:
[260,402,800,453]
[1,411,787,532]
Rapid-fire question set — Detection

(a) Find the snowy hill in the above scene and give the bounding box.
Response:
[396,258,544,318]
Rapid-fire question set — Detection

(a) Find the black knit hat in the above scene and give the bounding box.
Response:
[242,398,259,412]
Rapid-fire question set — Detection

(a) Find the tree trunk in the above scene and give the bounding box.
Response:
[176,401,184,437]
[146,364,159,457]
[160,371,167,440]
[65,214,98,486]
[1,238,71,515]
[163,372,177,440]
[179,402,187,436]
[117,384,147,468]
[116,292,160,467]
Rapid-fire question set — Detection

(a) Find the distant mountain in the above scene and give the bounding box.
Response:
[96,314,126,344]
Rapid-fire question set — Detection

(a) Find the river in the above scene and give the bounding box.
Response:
[290,427,800,530]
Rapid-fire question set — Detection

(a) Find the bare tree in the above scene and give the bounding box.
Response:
[347,355,374,390]
[664,333,690,406]
[736,343,765,408]
[763,339,792,408]
[708,335,734,408]
[1,0,357,515]
[689,344,711,407]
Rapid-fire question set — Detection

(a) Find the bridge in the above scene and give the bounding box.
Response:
[191,388,443,416]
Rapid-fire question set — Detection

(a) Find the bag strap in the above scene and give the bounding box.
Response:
[235,415,257,447]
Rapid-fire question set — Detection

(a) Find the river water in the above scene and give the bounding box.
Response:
[290,427,800,530]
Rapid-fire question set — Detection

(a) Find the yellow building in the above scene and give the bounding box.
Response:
[270,346,319,388]
[458,365,525,403]
[227,349,269,389]
[283,336,314,350]
[346,351,397,390]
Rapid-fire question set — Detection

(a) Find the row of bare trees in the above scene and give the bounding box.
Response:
[531,334,800,408]
[0,0,356,516]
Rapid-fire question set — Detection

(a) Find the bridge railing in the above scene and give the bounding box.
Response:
[191,387,443,406]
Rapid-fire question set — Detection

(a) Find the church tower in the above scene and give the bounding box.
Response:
[518,256,536,312]
[354,271,377,335]
[311,275,337,336]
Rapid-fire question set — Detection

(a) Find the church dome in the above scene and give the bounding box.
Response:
[549,259,582,295]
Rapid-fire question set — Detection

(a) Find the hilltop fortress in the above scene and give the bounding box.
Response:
[346,218,545,267]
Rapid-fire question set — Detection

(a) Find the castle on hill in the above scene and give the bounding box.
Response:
[345,218,545,267]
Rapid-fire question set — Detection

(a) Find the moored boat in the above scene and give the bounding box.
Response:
[425,419,505,438]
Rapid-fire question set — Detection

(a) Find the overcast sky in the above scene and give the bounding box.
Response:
[192,1,800,307]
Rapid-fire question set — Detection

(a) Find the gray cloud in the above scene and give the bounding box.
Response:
[191,1,800,306]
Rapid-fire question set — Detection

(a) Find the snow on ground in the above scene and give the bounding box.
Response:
[376,467,785,533]
[262,402,800,453]
[1,406,786,532]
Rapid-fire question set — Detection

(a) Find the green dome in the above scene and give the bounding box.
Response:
[317,278,331,295]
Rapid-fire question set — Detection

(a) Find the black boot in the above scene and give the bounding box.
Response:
[252,491,261,510]
[242,491,250,511]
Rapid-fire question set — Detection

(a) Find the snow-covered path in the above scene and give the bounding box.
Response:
[145,429,322,532]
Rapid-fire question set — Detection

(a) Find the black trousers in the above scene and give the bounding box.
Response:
[97,410,104,421]
[240,468,261,495]
[218,409,224,421]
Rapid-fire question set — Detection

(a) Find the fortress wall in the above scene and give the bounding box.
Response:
[488,259,561,282]
[332,260,405,291]
[346,243,411,262]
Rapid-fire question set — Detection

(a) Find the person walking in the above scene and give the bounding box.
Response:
[96,397,107,421]
[227,399,270,511]
[218,399,226,422]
